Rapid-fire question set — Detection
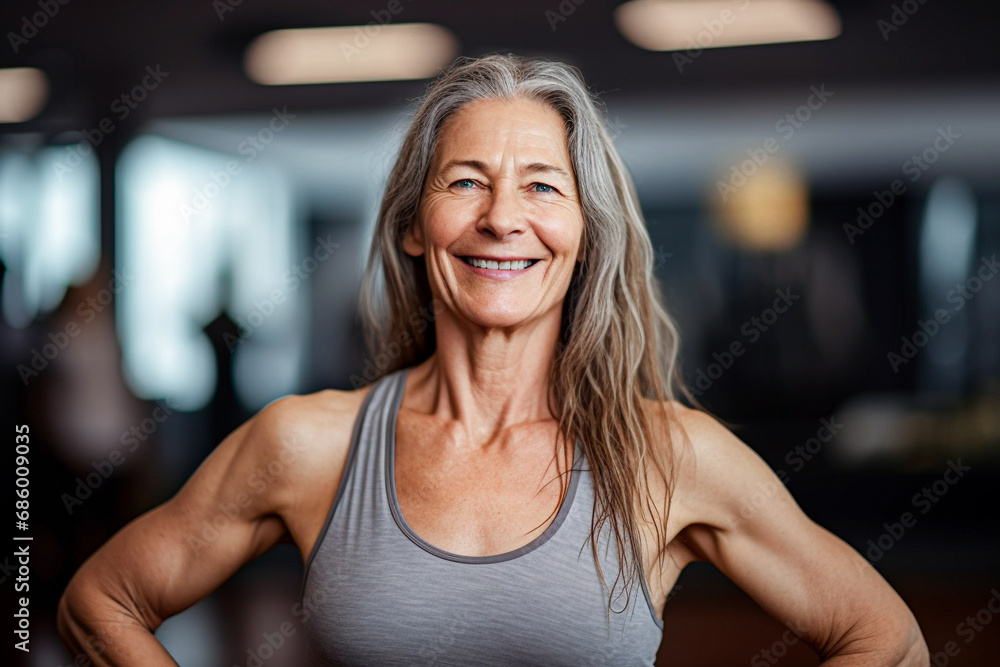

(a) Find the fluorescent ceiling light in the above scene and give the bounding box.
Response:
[245,24,459,85]
[0,68,49,123]
[615,0,841,51]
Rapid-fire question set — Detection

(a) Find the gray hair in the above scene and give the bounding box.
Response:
[359,53,693,622]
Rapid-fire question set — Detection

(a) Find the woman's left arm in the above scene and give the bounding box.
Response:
[669,407,929,665]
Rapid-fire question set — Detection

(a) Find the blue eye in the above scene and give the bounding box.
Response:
[454,179,475,189]
[533,183,555,193]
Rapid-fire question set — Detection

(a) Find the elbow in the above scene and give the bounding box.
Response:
[826,611,928,665]
[57,579,89,654]
[57,575,116,658]
[892,621,929,667]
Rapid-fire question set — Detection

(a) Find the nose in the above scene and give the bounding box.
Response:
[476,179,526,240]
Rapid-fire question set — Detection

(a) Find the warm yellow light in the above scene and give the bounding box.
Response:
[615,0,841,51]
[711,161,809,252]
[244,24,459,85]
[0,67,49,123]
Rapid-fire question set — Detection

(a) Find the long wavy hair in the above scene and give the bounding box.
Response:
[359,53,696,620]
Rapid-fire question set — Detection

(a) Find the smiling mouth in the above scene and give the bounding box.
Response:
[458,256,540,270]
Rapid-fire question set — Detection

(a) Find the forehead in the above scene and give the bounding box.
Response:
[433,97,571,164]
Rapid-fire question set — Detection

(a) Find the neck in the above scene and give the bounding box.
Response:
[407,305,564,453]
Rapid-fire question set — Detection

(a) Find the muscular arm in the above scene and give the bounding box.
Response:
[669,407,929,666]
[56,395,312,665]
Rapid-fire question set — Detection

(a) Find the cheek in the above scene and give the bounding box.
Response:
[534,207,584,253]
[420,198,472,245]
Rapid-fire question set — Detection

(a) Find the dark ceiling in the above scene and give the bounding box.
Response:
[1,0,998,132]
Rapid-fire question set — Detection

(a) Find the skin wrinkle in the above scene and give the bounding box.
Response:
[60,50,722,655]
[343,57,926,663]
[396,96,588,541]
[821,619,883,663]
[402,97,585,446]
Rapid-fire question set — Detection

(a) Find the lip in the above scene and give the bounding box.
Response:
[453,254,542,280]
[460,255,540,262]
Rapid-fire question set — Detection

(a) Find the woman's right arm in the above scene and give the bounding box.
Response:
[57,396,308,666]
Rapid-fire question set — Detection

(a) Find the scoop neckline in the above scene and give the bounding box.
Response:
[385,366,582,564]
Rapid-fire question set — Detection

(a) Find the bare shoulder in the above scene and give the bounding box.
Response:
[243,385,374,513]
[643,399,795,545]
[641,398,738,488]
[251,386,371,457]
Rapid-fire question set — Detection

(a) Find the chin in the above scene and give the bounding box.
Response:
[459,303,535,329]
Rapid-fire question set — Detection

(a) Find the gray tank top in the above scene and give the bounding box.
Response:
[299,366,664,665]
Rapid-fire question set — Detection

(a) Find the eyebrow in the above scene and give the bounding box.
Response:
[439,159,572,180]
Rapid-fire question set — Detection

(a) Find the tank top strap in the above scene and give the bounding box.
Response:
[298,367,405,600]
[299,365,664,665]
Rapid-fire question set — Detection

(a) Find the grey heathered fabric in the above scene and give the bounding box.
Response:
[299,366,664,666]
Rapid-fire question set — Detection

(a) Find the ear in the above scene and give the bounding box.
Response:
[401,216,425,258]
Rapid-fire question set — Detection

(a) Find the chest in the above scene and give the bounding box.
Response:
[390,412,686,619]
[302,544,663,667]
[392,414,571,558]
[299,406,666,666]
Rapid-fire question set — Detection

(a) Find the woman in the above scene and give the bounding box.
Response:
[58,54,928,665]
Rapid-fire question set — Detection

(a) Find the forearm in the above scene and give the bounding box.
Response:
[57,585,180,666]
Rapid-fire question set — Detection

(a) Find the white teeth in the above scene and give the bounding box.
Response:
[466,257,535,270]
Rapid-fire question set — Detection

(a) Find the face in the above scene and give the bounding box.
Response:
[403,97,585,329]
